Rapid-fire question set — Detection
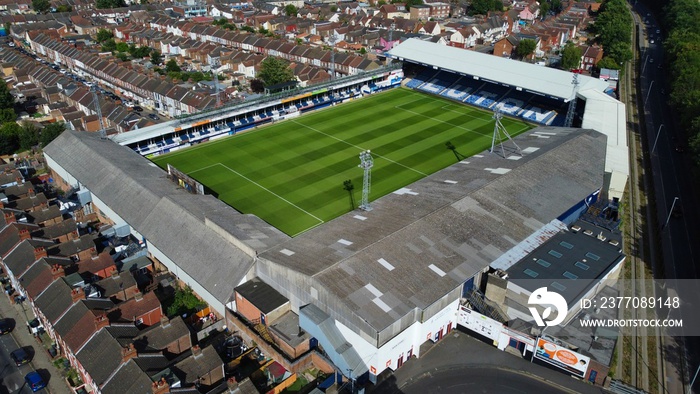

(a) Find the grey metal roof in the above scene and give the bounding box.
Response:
[388,39,609,100]
[43,131,288,306]
[260,127,607,333]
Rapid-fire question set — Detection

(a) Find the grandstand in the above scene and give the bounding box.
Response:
[389,39,628,200]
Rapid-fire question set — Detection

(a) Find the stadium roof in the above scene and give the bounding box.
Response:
[387,39,609,101]
[259,127,607,342]
[43,131,289,306]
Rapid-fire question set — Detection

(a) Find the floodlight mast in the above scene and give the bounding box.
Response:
[358,150,373,211]
[564,73,580,128]
[490,105,522,158]
[91,85,107,139]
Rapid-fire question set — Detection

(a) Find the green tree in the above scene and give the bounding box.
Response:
[0,122,20,154]
[0,80,15,110]
[165,59,181,73]
[403,0,423,11]
[96,29,114,43]
[561,42,582,70]
[101,38,116,52]
[250,78,265,93]
[115,42,129,52]
[167,285,206,317]
[539,1,550,17]
[257,57,295,87]
[150,50,162,65]
[115,52,129,62]
[0,108,15,123]
[470,0,502,15]
[284,4,298,16]
[516,39,537,59]
[32,0,50,13]
[95,0,126,9]
[39,122,65,146]
[595,56,621,71]
[241,25,255,33]
[56,4,72,12]
[18,121,39,151]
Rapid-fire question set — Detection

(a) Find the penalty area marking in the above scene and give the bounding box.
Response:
[188,162,324,227]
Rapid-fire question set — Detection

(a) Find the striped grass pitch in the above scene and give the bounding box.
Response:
[151,88,533,236]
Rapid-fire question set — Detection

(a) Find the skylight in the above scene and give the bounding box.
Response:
[524,269,539,278]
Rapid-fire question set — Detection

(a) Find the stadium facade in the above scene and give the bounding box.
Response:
[43,39,626,381]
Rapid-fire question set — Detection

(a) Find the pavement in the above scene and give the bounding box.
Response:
[0,293,73,394]
[372,329,609,394]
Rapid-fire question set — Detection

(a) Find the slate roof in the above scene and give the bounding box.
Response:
[94,272,137,299]
[133,316,190,353]
[34,278,75,325]
[54,301,97,351]
[101,359,154,394]
[75,329,125,387]
[31,218,78,240]
[173,346,223,386]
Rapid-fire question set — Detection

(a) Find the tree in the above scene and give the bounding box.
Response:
[0,80,15,110]
[115,52,129,62]
[250,78,265,93]
[18,121,39,151]
[39,122,65,146]
[539,1,550,17]
[595,56,621,71]
[56,4,72,12]
[0,108,15,123]
[165,59,181,73]
[257,57,295,87]
[561,42,582,70]
[403,0,423,11]
[167,285,206,317]
[241,25,255,33]
[115,42,129,53]
[284,4,298,16]
[516,39,537,59]
[95,0,126,9]
[101,38,116,52]
[32,0,50,13]
[0,122,20,154]
[150,50,162,65]
[470,0,502,15]
[96,29,114,43]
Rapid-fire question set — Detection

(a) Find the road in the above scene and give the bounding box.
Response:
[633,2,700,393]
[0,321,42,394]
[401,367,573,394]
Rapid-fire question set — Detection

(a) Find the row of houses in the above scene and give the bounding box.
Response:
[0,161,228,394]
[26,33,218,117]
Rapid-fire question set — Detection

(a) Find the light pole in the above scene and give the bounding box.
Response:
[651,124,664,154]
[663,197,679,230]
[644,80,654,106]
[530,327,547,363]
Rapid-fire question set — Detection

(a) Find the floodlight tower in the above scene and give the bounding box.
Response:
[358,150,373,211]
[329,33,338,80]
[90,85,107,139]
[389,22,396,44]
[564,73,580,128]
[490,105,522,158]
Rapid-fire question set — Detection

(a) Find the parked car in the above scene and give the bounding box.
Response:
[133,106,143,112]
[0,318,12,334]
[148,113,160,120]
[24,371,46,392]
[11,348,31,366]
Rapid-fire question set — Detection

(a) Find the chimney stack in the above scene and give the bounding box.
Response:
[33,247,47,260]
[18,229,30,241]
[121,343,137,362]
[71,287,85,303]
[192,345,202,358]
[134,292,143,301]
[51,264,65,280]
[4,212,15,224]
[151,377,169,394]
[160,315,171,327]
[94,314,110,330]
[28,188,34,197]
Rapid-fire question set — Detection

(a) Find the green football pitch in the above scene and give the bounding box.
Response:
[151,88,533,236]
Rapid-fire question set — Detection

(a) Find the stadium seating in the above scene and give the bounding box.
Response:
[418,71,460,95]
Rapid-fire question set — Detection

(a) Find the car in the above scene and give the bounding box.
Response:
[649,58,654,63]
[0,318,12,334]
[650,39,654,44]
[24,371,46,392]
[133,106,143,112]
[148,113,160,120]
[656,29,660,34]
[675,145,685,153]
[8,42,15,47]
[11,348,31,366]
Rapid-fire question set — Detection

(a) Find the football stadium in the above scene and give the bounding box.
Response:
[151,89,533,236]
[44,39,628,385]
